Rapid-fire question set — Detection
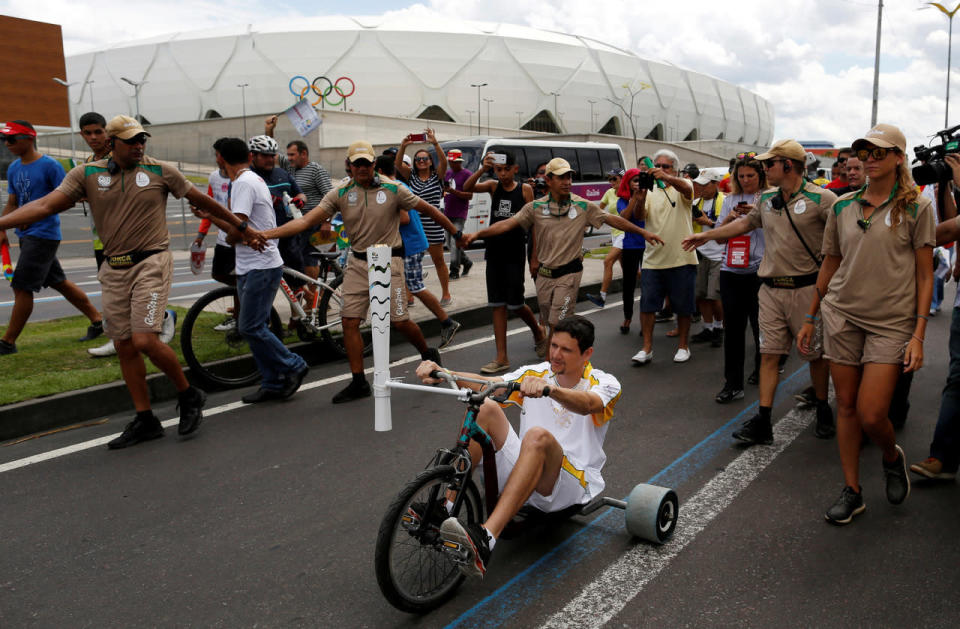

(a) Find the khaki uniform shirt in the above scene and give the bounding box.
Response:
[822,190,935,336]
[642,184,698,269]
[57,155,192,257]
[745,180,837,278]
[316,176,418,251]
[512,193,606,268]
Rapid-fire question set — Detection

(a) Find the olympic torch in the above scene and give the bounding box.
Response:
[368,244,392,431]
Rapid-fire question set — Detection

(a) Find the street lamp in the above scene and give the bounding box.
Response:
[466,109,475,132]
[470,82,487,134]
[238,83,249,139]
[483,97,494,135]
[120,76,146,124]
[605,81,652,161]
[84,79,95,111]
[52,77,76,160]
[926,2,960,126]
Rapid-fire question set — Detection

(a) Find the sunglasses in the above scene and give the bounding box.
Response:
[836,156,848,164]
[352,159,374,167]
[762,159,786,169]
[119,134,148,145]
[856,147,893,161]
[414,156,431,162]
[654,163,673,169]
[537,170,546,175]
[736,151,757,160]
[607,177,619,182]
[2,134,29,143]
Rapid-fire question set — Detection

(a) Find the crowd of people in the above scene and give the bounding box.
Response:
[2,113,959,568]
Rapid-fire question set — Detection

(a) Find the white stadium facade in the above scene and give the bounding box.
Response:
[63,15,774,148]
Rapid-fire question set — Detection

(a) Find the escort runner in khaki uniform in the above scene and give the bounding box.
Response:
[463,158,663,329]
[263,140,457,404]
[682,139,836,445]
[0,116,253,449]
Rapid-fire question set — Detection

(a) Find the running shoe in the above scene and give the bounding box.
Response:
[824,485,865,525]
[585,293,605,308]
[213,317,237,332]
[732,414,773,445]
[160,309,177,344]
[715,386,744,404]
[439,517,491,578]
[883,445,910,505]
[79,320,104,341]
[439,320,462,349]
[108,414,164,449]
[909,457,957,480]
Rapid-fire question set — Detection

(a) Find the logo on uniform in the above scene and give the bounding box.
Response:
[569,208,578,220]
[135,172,150,188]
[348,190,358,203]
[97,175,111,187]
[376,190,387,205]
[793,199,806,215]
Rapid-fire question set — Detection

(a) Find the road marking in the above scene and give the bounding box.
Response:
[0,279,216,307]
[539,404,815,628]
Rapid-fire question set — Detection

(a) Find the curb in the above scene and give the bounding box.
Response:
[0,277,622,442]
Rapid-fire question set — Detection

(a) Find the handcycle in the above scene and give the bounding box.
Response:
[374,370,680,614]
[180,251,372,388]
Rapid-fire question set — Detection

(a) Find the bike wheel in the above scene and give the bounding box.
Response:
[375,465,483,613]
[180,285,283,388]
[318,275,372,358]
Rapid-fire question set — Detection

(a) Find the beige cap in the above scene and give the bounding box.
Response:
[852,123,906,153]
[346,140,376,163]
[544,157,575,176]
[105,115,150,140]
[693,167,726,185]
[756,139,806,162]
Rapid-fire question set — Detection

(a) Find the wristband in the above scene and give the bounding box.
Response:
[454,230,463,241]
[916,314,929,321]
[804,314,820,321]
[238,220,248,232]
[912,334,925,343]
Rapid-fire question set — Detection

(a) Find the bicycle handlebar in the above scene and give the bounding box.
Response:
[427,370,552,401]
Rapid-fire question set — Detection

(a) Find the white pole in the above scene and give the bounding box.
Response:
[368,244,392,431]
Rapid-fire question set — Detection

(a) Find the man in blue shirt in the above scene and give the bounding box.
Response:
[0,120,103,355]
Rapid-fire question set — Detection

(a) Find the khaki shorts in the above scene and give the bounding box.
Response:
[478,423,590,513]
[98,250,173,340]
[821,303,909,366]
[695,257,722,301]
[758,283,823,360]
[341,255,408,322]
[536,272,581,327]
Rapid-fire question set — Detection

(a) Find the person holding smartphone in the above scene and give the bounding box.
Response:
[443,148,474,279]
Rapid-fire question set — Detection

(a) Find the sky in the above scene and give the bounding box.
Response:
[3,0,960,157]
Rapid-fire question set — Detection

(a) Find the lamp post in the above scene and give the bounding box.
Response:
[927,2,960,126]
[605,81,652,161]
[52,77,77,160]
[466,109,475,132]
[470,82,487,134]
[120,76,146,123]
[85,79,95,111]
[871,0,883,126]
[238,83,249,139]
[483,97,494,135]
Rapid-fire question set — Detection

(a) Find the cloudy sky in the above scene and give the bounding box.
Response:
[3,0,959,155]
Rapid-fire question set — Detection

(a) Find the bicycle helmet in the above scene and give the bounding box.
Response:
[248,135,278,155]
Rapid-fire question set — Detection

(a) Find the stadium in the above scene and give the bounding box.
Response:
[62,15,774,150]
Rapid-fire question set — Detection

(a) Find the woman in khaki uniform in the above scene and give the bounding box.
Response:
[798,124,935,525]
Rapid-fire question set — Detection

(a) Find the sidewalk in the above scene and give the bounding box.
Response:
[0,255,622,442]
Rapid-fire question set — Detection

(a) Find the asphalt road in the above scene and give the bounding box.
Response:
[1,299,957,628]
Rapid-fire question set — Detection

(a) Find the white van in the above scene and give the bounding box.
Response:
[431,138,626,233]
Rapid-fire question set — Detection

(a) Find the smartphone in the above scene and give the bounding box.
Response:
[409,133,427,142]
[491,153,507,165]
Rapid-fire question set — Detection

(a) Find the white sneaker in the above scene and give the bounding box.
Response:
[160,309,177,344]
[88,339,116,357]
[631,350,653,364]
[213,317,237,331]
[673,347,691,362]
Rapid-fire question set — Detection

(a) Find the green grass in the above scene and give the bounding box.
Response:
[583,246,611,259]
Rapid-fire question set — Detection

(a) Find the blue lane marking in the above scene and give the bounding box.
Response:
[445,365,808,629]
[0,279,216,307]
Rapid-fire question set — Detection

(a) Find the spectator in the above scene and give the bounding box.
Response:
[0,116,248,448]
[396,129,453,303]
[443,148,475,279]
[680,163,700,179]
[613,168,648,335]
[829,156,866,197]
[713,157,766,403]
[690,167,727,348]
[375,155,462,349]
[586,168,624,309]
[797,124,932,524]
[0,120,103,356]
[194,138,235,287]
[78,112,109,269]
[632,149,697,365]
[683,139,836,443]
[200,138,309,403]
[825,148,853,189]
[462,150,547,372]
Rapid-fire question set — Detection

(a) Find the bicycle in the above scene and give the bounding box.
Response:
[373,370,680,613]
[180,252,372,388]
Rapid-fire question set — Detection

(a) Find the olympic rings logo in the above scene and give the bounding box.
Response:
[288,75,356,107]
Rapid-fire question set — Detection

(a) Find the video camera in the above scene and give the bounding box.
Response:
[912,124,960,185]
[636,171,656,191]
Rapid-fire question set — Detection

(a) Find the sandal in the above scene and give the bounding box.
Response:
[665,328,679,338]
[480,360,511,374]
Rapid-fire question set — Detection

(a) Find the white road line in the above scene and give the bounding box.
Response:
[539,404,816,629]
[0,300,619,475]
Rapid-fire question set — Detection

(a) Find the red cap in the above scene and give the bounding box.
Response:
[0,121,37,137]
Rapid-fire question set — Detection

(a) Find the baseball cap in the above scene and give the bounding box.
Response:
[681,163,700,178]
[0,120,37,137]
[105,115,150,140]
[756,139,806,162]
[693,167,726,185]
[402,154,412,167]
[346,140,376,163]
[544,157,575,176]
[447,149,464,162]
[606,168,625,177]
[851,123,907,153]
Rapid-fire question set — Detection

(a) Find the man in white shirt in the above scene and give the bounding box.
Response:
[201,137,309,403]
[415,316,622,578]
